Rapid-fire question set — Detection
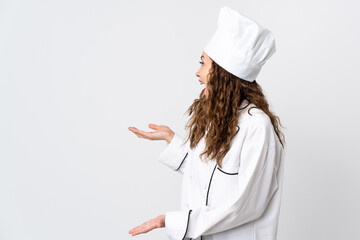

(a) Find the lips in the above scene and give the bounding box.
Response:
[199,79,206,94]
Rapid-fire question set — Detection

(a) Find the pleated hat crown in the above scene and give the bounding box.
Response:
[204,6,276,82]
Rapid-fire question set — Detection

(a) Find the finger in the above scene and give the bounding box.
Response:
[131,225,154,236]
[132,128,153,139]
[128,129,142,138]
[128,127,145,138]
[129,220,157,236]
[133,226,147,234]
[128,126,139,133]
[128,127,145,135]
[129,226,147,236]
[129,221,149,234]
[129,226,143,235]
[134,132,143,139]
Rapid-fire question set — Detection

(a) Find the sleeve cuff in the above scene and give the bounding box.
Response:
[165,210,192,240]
[158,132,188,171]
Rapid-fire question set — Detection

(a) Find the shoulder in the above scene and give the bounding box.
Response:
[238,103,271,127]
[237,104,278,147]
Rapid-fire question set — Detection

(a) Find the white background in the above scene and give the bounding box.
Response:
[1,0,359,239]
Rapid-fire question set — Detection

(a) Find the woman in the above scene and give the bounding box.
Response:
[128,6,285,240]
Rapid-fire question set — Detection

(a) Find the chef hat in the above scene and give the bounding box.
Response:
[204,6,276,82]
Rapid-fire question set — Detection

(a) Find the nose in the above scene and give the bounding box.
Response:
[195,69,200,77]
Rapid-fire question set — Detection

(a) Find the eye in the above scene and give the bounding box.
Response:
[199,61,204,65]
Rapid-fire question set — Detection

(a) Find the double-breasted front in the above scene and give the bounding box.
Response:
[158,100,285,240]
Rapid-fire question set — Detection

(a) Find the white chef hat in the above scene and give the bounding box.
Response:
[204,6,276,82]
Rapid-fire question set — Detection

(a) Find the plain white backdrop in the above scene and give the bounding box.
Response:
[1,0,360,239]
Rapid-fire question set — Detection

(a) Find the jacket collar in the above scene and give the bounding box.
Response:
[239,99,250,110]
[238,99,254,123]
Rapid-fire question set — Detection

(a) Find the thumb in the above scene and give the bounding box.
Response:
[148,123,159,130]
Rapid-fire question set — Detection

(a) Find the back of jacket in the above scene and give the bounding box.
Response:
[158,100,285,240]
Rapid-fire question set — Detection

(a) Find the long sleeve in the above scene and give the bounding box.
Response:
[164,119,282,240]
[158,132,190,175]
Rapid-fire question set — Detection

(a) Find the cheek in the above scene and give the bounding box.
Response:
[205,75,210,84]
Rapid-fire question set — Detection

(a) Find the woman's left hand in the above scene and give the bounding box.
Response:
[129,214,165,236]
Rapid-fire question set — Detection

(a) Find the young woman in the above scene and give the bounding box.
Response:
[128,6,285,240]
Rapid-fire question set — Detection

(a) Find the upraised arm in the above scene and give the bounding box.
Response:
[128,123,174,143]
[128,123,190,174]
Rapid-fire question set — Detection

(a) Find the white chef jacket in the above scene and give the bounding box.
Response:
[158,99,285,240]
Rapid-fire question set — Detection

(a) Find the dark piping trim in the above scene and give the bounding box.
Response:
[239,101,251,111]
[206,164,217,206]
[235,125,240,135]
[182,209,192,240]
[176,152,188,171]
[217,167,238,175]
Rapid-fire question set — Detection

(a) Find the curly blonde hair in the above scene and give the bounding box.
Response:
[184,60,285,168]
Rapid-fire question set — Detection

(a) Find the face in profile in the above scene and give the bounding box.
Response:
[195,51,213,97]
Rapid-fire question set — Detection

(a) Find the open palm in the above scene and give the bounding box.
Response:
[128,123,174,143]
